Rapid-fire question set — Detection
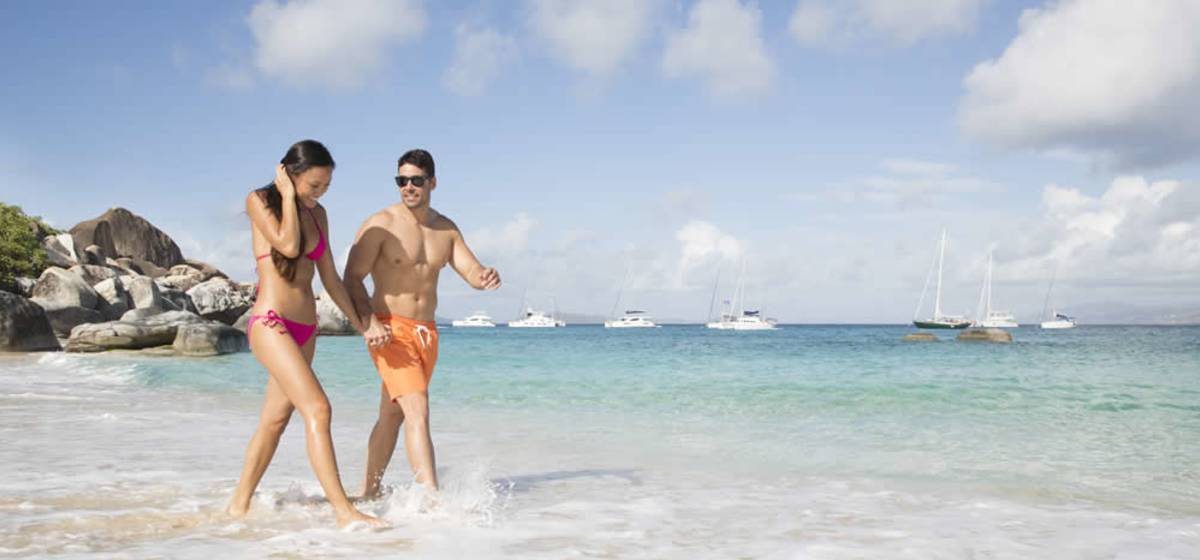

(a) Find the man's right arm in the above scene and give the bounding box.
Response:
[345,214,385,328]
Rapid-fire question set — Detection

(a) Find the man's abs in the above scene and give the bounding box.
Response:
[370,266,442,322]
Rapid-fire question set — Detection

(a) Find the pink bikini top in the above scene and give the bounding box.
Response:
[255,206,326,262]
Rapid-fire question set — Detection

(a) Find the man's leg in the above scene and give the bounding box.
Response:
[362,383,404,499]
[398,391,438,490]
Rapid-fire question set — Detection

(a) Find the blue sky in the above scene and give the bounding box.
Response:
[3,0,1198,322]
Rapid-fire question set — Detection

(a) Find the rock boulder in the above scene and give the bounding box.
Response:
[69,264,121,287]
[316,295,356,335]
[31,267,98,310]
[956,328,1014,343]
[70,208,183,269]
[0,292,61,351]
[42,233,79,268]
[65,311,208,353]
[187,278,253,325]
[173,323,248,356]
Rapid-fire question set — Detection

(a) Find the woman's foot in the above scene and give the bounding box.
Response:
[225,503,249,519]
[335,508,388,529]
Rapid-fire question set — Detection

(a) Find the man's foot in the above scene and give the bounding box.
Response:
[357,486,385,502]
[335,508,388,529]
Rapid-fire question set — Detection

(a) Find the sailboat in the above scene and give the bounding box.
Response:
[705,260,777,330]
[1039,264,1077,329]
[913,229,971,329]
[508,289,565,328]
[973,249,1019,328]
[604,264,658,328]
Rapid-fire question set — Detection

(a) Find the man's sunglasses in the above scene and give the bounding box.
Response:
[395,175,429,188]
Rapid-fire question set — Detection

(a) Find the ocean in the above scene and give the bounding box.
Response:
[2,325,1198,558]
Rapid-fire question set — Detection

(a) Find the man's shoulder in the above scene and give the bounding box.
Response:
[430,209,460,233]
[365,205,405,226]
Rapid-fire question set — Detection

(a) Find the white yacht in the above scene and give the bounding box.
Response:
[451,312,496,328]
[705,261,777,330]
[508,308,566,328]
[706,309,777,330]
[1041,311,1077,330]
[604,310,659,328]
[973,250,1019,328]
[1039,265,1077,329]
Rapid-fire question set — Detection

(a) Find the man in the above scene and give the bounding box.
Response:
[345,149,500,497]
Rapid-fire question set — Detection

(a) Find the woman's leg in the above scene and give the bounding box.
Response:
[237,323,382,527]
[227,373,294,517]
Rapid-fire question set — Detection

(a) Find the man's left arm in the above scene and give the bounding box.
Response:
[449,226,500,291]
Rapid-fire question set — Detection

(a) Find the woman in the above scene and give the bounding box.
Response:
[227,140,385,527]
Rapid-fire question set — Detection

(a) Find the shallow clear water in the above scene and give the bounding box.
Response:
[1,325,1198,558]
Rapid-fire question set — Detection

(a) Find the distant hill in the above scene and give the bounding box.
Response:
[1066,302,1200,325]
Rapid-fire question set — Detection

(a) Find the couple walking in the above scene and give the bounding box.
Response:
[225,140,500,527]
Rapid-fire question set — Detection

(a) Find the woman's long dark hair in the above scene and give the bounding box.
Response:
[254,139,334,282]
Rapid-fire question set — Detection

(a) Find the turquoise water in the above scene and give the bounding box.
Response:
[140,326,1200,511]
[3,325,1199,558]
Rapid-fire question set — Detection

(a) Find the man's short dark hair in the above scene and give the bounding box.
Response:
[398,149,435,178]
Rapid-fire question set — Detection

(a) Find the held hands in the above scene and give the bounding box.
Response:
[362,314,392,348]
[274,164,296,199]
[478,267,501,291]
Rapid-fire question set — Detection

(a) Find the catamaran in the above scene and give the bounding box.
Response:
[973,249,1018,328]
[605,310,659,328]
[913,229,971,329]
[451,312,496,328]
[705,261,777,330]
[508,308,566,328]
[1039,264,1077,329]
[604,265,658,328]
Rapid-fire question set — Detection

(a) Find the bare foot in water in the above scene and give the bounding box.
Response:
[225,503,249,519]
[336,508,388,529]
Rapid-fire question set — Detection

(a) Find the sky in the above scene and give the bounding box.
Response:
[2,0,1198,323]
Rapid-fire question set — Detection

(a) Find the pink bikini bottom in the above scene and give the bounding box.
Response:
[247,310,317,347]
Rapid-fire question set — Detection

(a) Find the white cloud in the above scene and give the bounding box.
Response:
[247,0,426,90]
[795,158,1002,207]
[674,220,743,288]
[1004,176,1200,286]
[526,0,658,79]
[466,212,536,257]
[789,0,985,47]
[443,23,518,97]
[959,0,1200,168]
[662,0,774,98]
[788,1,837,46]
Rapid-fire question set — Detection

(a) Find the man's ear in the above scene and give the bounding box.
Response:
[429,177,438,191]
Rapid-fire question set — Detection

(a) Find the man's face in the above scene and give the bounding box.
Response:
[395,163,434,209]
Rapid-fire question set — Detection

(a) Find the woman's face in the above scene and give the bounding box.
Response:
[293,166,332,208]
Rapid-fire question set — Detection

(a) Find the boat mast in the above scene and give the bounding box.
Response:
[610,263,631,320]
[934,229,946,320]
[736,259,747,318]
[706,266,721,323]
[986,251,993,317]
[1041,262,1057,320]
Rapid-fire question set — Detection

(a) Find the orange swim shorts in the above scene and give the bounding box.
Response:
[368,314,439,400]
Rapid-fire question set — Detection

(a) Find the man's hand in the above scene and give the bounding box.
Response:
[478,267,501,291]
[363,314,391,348]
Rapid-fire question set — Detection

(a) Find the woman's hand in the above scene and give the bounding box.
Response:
[274,164,296,199]
[363,314,391,349]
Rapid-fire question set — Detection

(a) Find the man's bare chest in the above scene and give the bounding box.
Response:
[379,226,452,268]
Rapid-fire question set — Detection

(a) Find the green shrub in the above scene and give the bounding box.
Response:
[0,203,58,293]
